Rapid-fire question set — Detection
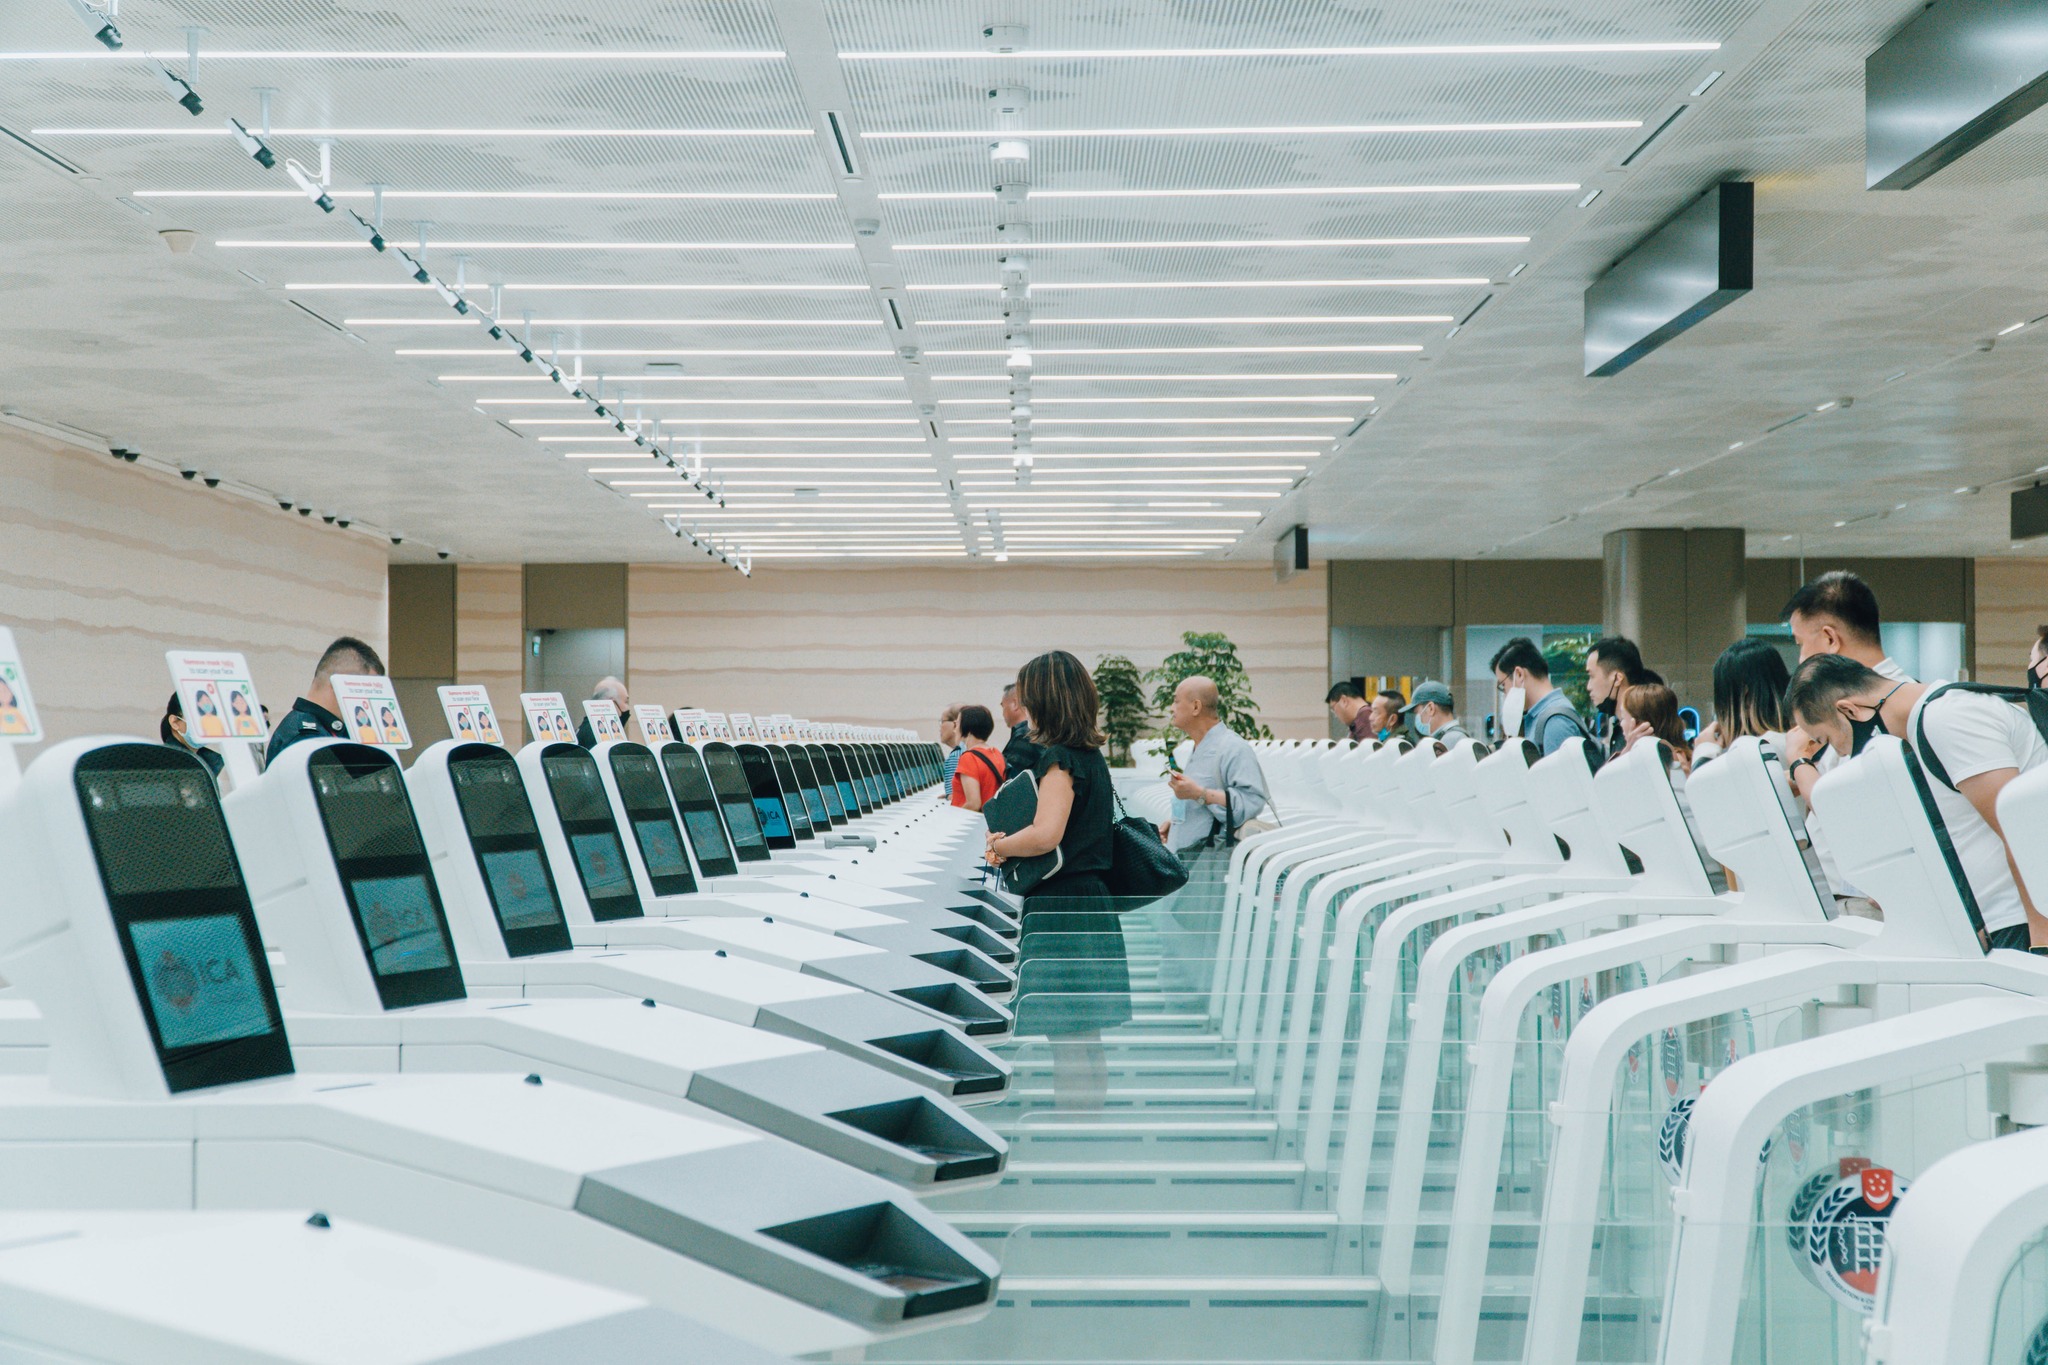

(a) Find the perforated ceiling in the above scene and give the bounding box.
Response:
[3,0,2046,566]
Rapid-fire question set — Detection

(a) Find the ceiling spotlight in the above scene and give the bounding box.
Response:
[853,218,881,237]
[982,24,1027,52]
[987,85,1029,117]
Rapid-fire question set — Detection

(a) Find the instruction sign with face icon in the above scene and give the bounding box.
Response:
[331,675,411,751]
[582,698,626,742]
[165,650,268,745]
[436,685,504,746]
[521,692,575,745]
[634,705,673,744]
[0,629,42,743]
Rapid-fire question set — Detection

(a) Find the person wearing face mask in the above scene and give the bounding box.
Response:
[1779,572,1914,908]
[1490,636,1593,757]
[1370,688,1407,743]
[1785,653,2048,950]
[1586,637,1648,759]
[160,692,225,785]
[1400,680,1468,746]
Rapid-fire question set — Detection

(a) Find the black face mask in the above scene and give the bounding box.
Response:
[1846,683,1907,757]
[1596,695,1618,718]
[2029,660,2046,691]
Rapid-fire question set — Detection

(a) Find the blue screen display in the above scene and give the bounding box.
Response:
[480,847,559,932]
[349,874,455,978]
[753,796,791,838]
[128,914,276,1049]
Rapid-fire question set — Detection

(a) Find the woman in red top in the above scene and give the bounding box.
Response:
[950,704,1006,810]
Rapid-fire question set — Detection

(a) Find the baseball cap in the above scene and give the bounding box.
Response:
[1399,680,1454,714]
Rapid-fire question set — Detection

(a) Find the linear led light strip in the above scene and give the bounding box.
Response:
[298,280,1486,293]
[138,182,1576,201]
[349,314,1451,326]
[106,51,754,570]
[6,41,1713,60]
[217,236,1527,251]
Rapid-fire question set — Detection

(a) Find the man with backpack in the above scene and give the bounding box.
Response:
[1490,636,1594,757]
[1784,652,2048,950]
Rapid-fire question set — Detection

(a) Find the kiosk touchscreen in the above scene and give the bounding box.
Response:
[701,741,775,862]
[659,741,742,879]
[736,743,800,849]
[411,743,1012,1103]
[230,738,1008,1192]
[0,738,998,1351]
[831,742,877,815]
[818,743,867,818]
[764,745,818,841]
[786,744,843,828]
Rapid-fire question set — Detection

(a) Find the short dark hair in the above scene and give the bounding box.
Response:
[1490,636,1550,680]
[1017,650,1105,750]
[1782,571,1882,646]
[1375,688,1406,709]
[1589,636,1646,682]
[1001,681,1017,699]
[315,635,385,680]
[958,704,995,741]
[1325,680,1365,704]
[1783,653,1888,726]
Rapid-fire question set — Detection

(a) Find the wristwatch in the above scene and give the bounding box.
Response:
[1786,754,1820,783]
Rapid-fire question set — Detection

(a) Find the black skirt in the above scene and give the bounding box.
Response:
[1017,871,1133,1035]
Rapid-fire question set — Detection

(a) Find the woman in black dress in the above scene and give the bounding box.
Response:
[985,650,1130,1108]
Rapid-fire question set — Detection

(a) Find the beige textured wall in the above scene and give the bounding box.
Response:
[0,427,387,746]
[455,564,526,747]
[627,563,1329,739]
[1975,559,2046,680]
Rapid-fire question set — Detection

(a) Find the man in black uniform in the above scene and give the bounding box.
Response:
[1000,679,1041,777]
[265,636,386,765]
[574,676,630,748]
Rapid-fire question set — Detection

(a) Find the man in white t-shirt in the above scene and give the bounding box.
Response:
[1778,570,1913,903]
[1785,653,2048,949]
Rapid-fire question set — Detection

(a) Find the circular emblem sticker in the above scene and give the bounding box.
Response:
[1792,1158,1906,1312]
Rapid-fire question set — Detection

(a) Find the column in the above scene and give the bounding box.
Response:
[1602,528,1747,710]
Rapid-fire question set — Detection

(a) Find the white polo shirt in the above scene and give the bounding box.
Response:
[1907,683,2048,934]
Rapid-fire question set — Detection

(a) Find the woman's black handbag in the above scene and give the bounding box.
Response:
[1103,787,1190,904]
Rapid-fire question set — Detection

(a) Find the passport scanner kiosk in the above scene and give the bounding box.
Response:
[659,740,1014,961]
[513,741,1014,1038]
[226,737,1006,1191]
[0,738,997,1355]
[602,738,1014,986]
[404,739,1012,1104]
[0,1208,792,1365]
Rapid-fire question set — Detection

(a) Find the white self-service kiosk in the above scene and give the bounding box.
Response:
[404,739,1012,1103]
[583,738,1014,995]
[0,1208,793,1364]
[0,737,998,1355]
[222,737,1006,1191]
[657,740,1016,959]
[514,740,1016,1038]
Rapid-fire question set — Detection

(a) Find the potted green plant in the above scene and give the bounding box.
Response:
[1146,630,1273,748]
[1094,653,1151,767]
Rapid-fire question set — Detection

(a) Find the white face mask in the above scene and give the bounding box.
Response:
[1410,710,1431,738]
[1499,684,1528,739]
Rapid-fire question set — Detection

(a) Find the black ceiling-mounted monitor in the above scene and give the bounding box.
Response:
[539,745,644,921]
[307,745,467,1010]
[447,744,574,957]
[735,743,798,850]
[75,744,294,1093]
[607,745,698,898]
[764,745,816,840]
[699,742,773,862]
[658,744,741,879]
